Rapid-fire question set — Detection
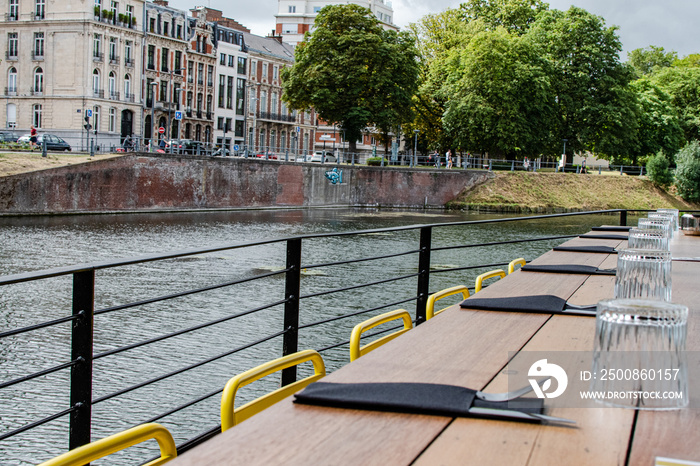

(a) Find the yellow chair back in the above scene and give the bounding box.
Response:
[221,349,325,431]
[474,269,506,293]
[38,423,176,466]
[508,258,526,274]
[426,285,470,320]
[349,309,413,361]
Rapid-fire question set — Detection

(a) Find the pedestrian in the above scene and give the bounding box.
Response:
[30,125,37,146]
[581,158,587,174]
[446,149,453,169]
[523,157,530,171]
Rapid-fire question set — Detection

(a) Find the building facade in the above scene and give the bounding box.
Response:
[0,0,145,150]
[275,0,397,46]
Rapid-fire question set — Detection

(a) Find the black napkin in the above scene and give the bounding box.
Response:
[591,226,632,232]
[460,294,596,316]
[520,264,616,275]
[293,382,543,418]
[579,234,628,240]
[553,245,618,254]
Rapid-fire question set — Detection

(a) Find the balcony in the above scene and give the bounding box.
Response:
[93,52,104,62]
[206,111,212,120]
[93,89,105,98]
[125,57,134,67]
[125,93,135,102]
[109,55,120,65]
[30,88,43,96]
[185,108,193,117]
[5,87,17,96]
[5,13,18,21]
[34,12,44,20]
[147,62,155,71]
[109,91,120,100]
[161,66,169,73]
[5,51,18,61]
[196,110,203,119]
[32,52,44,61]
[257,111,296,123]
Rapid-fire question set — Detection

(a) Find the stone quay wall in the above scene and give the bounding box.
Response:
[0,154,493,214]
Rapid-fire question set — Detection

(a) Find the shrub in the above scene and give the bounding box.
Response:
[646,151,674,188]
[94,5,100,16]
[674,141,700,202]
[366,157,386,166]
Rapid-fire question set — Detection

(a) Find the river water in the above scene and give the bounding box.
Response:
[0,208,625,464]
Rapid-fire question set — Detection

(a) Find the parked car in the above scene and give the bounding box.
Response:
[37,134,72,151]
[212,148,232,157]
[255,152,278,160]
[309,150,336,163]
[17,134,31,144]
[0,131,19,142]
[178,139,206,155]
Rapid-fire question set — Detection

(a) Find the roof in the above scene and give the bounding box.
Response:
[241,32,295,62]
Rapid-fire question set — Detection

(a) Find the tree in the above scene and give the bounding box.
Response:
[628,46,677,77]
[652,66,700,142]
[646,151,674,188]
[282,5,419,154]
[674,140,700,202]
[439,26,555,157]
[459,0,548,35]
[526,7,639,162]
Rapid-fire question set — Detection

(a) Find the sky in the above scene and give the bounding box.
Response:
[167,0,700,59]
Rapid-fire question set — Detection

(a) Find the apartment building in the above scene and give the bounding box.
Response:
[275,0,397,47]
[0,0,145,150]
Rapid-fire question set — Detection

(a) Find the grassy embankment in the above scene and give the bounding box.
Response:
[0,151,123,177]
[448,171,699,212]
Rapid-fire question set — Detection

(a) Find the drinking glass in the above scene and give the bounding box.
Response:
[648,212,676,238]
[638,217,672,240]
[615,248,671,301]
[627,228,670,251]
[591,299,688,410]
[657,209,679,231]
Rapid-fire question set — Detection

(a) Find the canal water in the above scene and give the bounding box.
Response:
[0,208,625,465]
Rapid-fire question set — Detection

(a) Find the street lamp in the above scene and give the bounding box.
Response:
[166,68,186,145]
[413,129,419,168]
[149,82,158,152]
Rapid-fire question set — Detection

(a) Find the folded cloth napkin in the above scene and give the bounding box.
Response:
[579,234,628,240]
[520,264,616,275]
[460,294,596,316]
[553,245,618,254]
[591,226,632,232]
[293,382,544,418]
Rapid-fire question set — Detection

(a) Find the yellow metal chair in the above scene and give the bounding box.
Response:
[474,269,506,293]
[508,258,526,274]
[426,285,470,320]
[221,349,325,431]
[349,309,413,361]
[38,423,176,466]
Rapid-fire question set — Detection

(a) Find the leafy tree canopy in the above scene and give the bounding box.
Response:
[674,140,700,202]
[282,4,419,152]
[651,66,700,142]
[628,46,677,77]
[459,0,548,34]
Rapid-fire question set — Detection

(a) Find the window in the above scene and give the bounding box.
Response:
[226,76,233,109]
[250,60,256,77]
[161,47,169,71]
[259,128,265,150]
[9,0,18,20]
[109,107,116,132]
[176,24,182,39]
[186,91,192,110]
[197,63,204,85]
[281,24,296,34]
[220,53,226,65]
[109,37,117,61]
[33,104,42,128]
[249,87,256,113]
[147,45,155,70]
[125,40,132,65]
[108,72,116,98]
[92,69,99,94]
[110,1,117,20]
[237,57,246,75]
[126,5,133,23]
[8,33,18,58]
[235,120,244,138]
[313,7,321,13]
[174,51,182,72]
[270,130,276,152]
[35,0,45,19]
[124,74,131,100]
[160,80,167,101]
[218,75,225,108]
[225,118,232,132]
[217,117,223,130]
[273,66,279,81]
[260,90,267,112]
[236,78,245,115]
[228,55,235,67]
[281,131,286,151]
[262,63,268,79]
[207,65,214,86]
[7,67,17,93]
[288,5,295,13]
[34,32,44,58]
[271,92,278,114]
[163,22,169,36]
[34,67,43,93]
[196,93,202,112]
[187,61,194,83]
[206,95,212,113]
[248,127,253,147]
[149,17,155,33]
[173,84,181,104]
[93,106,100,131]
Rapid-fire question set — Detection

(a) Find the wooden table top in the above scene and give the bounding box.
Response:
[171,230,700,466]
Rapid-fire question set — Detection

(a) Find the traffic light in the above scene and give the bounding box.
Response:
[84,115,92,131]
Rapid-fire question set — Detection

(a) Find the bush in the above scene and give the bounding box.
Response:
[674,141,700,202]
[366,157,386,166]
[646,151,674,188]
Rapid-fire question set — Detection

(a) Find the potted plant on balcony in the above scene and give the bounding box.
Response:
[130,16,136,28]
[94,6,101,18]
[118,13,125,25]
[101,9,109,21]
[107,10,114,22]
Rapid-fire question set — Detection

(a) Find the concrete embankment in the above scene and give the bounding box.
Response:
[0,154,492,214]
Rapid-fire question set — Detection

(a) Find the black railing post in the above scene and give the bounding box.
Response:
[620,210,628,227]
[69,270,95,450]
[415,227,432,325]
[281,238,302,386]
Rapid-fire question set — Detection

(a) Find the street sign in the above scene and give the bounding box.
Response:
[233,144,240,151]
[86,109,92,117]
[175,111,183,120]
[319,134,333,140]
[158,127,165,134]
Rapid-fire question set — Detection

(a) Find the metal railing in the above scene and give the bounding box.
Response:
[0,209,638,463]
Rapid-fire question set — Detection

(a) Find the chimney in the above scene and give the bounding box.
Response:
[154,0,168,5]
[269,30,283,44]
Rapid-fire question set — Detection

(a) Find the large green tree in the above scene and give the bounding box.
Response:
[651,66,700,142]
[282,5,419,153]
[526,7,639,161]
[628,46,677,77]
[459,0,548,34]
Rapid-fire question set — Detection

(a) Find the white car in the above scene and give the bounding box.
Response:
[309,151,337,163]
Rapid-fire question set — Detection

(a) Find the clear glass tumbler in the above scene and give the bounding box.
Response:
[648,212,676,238]
[591,299,688,410]
[627,228,670,251]
[638,217,673,240]
[656,209,679,231]
[615,248,672,301]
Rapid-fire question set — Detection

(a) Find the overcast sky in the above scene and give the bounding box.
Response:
[167,0,700,59]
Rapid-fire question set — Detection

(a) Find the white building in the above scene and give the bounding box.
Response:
[275,0,397,47]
